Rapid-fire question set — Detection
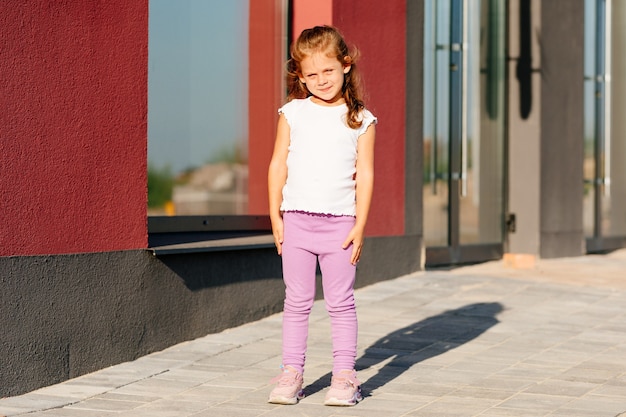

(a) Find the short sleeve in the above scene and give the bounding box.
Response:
[357,109,377,137]
[278,100,297,127]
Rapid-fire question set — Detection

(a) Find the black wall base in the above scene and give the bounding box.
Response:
[0,234,422,397]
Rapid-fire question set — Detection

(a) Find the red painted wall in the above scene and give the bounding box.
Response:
[333,1,407,237]
[248,0,286,215]
[248,0,406,236]
[292,0,333,37]
[0,1,148,256]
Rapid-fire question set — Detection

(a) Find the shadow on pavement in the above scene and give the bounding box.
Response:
[304,302,504,398]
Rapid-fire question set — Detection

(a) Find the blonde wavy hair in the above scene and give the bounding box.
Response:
[286,25,365,129]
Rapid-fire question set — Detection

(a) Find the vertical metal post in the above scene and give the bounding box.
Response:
[448,0,464,246]
[460,0,469,197]
[431,1,439,195]
[604,0,612,197]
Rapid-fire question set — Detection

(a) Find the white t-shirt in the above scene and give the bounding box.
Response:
[279,97,377,216]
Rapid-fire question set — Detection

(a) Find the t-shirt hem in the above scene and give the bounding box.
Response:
[282,209,356,218]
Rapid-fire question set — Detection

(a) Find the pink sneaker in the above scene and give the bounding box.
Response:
[324,369,363,406]
[268,365,305,405]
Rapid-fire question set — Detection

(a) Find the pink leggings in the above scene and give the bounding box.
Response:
[281,211,358,376]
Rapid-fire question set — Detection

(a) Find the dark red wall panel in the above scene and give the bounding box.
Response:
[0,1,148,256]
[247,0,285,215]
[334,0,407,236]
[248,0,407,236]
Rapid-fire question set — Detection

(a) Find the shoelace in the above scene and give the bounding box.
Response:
[330,373,360,389]
[271,367,299,386]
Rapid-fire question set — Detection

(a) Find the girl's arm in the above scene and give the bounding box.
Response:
[268,113,290,255]
[342,124,376,265]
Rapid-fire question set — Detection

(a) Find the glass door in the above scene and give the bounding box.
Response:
[423,0,506,266]
[584,0,626,252]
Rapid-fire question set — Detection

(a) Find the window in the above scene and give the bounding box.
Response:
[148,1,250,216]
[583,0,626,241]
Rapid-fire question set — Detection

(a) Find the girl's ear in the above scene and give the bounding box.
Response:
[343,56,352,74]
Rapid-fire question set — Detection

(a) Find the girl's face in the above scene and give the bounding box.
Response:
[298,51,351,105]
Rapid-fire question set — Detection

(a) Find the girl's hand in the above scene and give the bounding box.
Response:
[271,216,284,255]
[342,226,364,265]
[344,123,374,266]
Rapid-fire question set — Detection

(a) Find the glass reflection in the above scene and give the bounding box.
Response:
[423,0,505,247]
[148,1,249,215]
[584,0,626,239]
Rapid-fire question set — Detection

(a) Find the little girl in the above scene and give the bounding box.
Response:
[267,25,376,406]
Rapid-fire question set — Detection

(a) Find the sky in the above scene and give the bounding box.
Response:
[148,0,249,174]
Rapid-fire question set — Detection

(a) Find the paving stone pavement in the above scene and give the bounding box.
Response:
[2,250,626,417]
